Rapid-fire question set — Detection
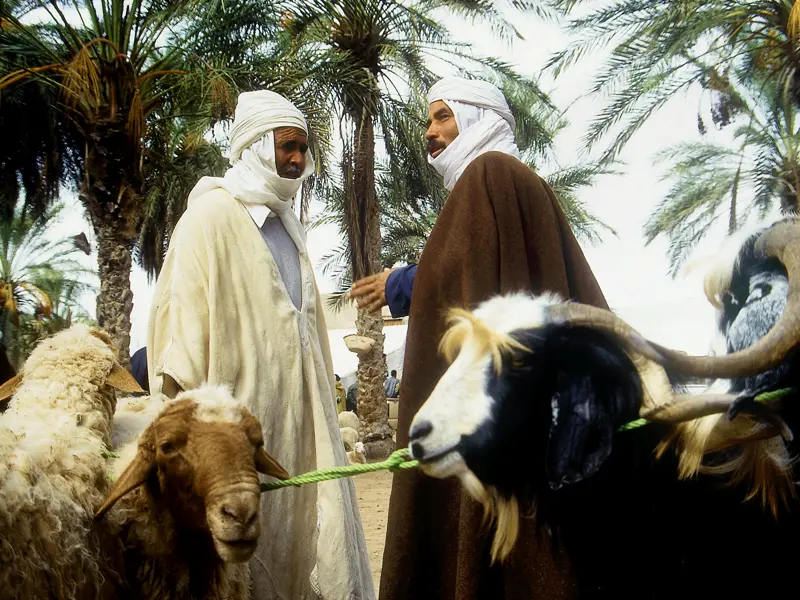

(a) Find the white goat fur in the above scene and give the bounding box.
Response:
[0,324,128,600]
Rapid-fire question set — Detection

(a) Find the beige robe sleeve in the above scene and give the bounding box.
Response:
[149,211,212,392]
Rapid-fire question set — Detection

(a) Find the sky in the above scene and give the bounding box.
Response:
[47,3,783,358]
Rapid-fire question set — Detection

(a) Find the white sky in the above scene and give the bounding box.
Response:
[48,6,783,357]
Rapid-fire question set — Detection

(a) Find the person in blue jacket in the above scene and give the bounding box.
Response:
[347,264,417,318]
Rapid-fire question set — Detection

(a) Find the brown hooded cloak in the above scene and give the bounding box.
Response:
[379,151,609,600]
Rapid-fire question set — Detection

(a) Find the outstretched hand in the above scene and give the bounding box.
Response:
[347,268,394,313]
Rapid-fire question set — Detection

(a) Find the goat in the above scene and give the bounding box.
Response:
[406,219,800,598]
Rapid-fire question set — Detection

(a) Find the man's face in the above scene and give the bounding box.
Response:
[425,100,459,159]
[273,127,308,179]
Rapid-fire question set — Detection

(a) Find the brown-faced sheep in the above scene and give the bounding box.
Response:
[98,385,291,600]
[0,324,144,600]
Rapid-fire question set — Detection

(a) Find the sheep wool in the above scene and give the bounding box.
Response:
[0,324,133,600]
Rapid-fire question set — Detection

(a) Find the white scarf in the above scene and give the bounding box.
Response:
[426,77,521,191]
[427,107,520,191]
[186,90,315,251]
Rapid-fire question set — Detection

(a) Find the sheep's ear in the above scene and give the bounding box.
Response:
[107,364,145,394]
[255,447,291,480]
[95,449,154,519]
[0,373,22,402]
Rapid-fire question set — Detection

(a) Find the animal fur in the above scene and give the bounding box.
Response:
[102,385,287,600]
[656,221,799,514]
[0,324,137,600]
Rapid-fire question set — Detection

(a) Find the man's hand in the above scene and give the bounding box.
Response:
[347,268,394,313]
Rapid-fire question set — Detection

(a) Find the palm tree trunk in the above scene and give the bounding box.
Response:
[349,109,394,460]
[80,128,138,369]
[94,222,134,369]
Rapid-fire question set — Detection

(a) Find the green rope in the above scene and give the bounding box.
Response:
[257,388,795,492]
[617,386,794,432]
[260,448,419,492]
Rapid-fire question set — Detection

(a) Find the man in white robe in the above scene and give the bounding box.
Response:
[147,89,375,600]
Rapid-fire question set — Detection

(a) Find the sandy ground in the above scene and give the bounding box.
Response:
[353,469,394,592]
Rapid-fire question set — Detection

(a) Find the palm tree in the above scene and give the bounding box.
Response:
[0,0,80,220]
[135,124,228,279]
[0,202,94,366]
[547,0,800,162]
[645,72,800,275]
[0,0,297,365]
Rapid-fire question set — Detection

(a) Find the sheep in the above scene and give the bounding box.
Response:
[340,426,360,452]
[338,410,360,432]
[0,324,291,600]
[0,324,144,600]
[406,219,800,598]
[347,441,367,465]
[96,384,291,600]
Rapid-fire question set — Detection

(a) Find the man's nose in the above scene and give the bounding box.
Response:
[424,127,436,141]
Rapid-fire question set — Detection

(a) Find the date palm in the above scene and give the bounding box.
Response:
[0,201,93,366]
[274,0,565,458]
[645,71,800,274]
[0,0,302,365]
[548,0,800,162]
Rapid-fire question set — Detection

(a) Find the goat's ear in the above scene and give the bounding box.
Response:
[107,364,145,394]
[0,373,22,402]
[544,374,620,490]
[255,447,291,480]
[95,448,154,519]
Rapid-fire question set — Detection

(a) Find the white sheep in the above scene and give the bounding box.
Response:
[0,325,290,600]
[338,410,360,432]
[346,441,367,465]
[340,426,359,451]
[0,324,144,600]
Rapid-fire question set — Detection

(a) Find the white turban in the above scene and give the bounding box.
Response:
[228,90,309,163]
[427,77,516,131]
[426,77,521,191]
[186,89,315,251]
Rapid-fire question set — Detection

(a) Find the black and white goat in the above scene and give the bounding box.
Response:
[407,218,800,597]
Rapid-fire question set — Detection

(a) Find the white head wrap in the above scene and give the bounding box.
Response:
[186,90,315,250]
[426,77,521,191]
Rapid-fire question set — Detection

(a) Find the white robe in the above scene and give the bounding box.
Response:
[146,188,375,600]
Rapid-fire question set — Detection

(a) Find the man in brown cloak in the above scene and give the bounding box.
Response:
[356,77,610,599]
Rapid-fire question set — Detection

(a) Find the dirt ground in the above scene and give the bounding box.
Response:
[353,469,394,592]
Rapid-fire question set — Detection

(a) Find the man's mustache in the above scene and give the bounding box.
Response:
[280,165,303,178]
[427,140,446,155]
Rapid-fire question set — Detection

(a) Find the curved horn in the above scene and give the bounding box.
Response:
[645,220,800,379]
[640,393,741,423]
[545,302,664,363]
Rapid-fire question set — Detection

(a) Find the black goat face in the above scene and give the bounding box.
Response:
[409,294,643,558]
